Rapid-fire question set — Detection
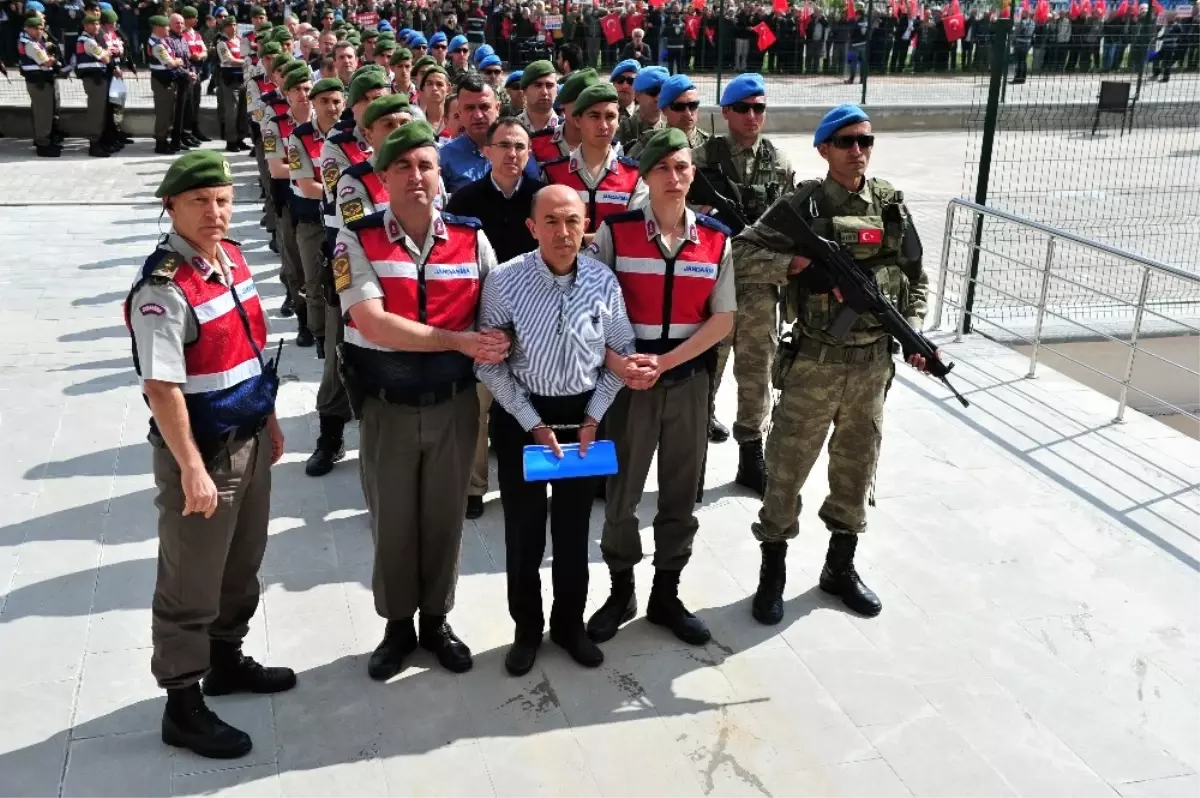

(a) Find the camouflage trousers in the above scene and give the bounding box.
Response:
[713,284,779,443]
[752,349,893,542]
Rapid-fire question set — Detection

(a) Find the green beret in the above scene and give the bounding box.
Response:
[155,151,234,199]
[270,54,293,74]
[348,70,389,106]
[273,30,294,43]
[24,15,45,29]
[362,94,411,128]
[251,6,267,16]
[362,30,379,41]
[281,59,310,77]
[377,32,396,42]
[221,16,237,28]
[100,9,118,23]
[374,39,396,55]
[558,68,599,106]
[390,47,413,66]
[520,60,556,89]
[256,21,274,33]
[309,77,344,99]
[572,83,620,117]
[283,68,314,93]
[420,65,449,89]
[411,55,437,75]
[83,12,101,24]
[181,6,198,19]
[375,122,437,172]
[260,42,283,57]
[148,15,169,27]
[637,127,691,177]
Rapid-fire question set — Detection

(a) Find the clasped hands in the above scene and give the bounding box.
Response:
[457,328,511,364]
[616,352,665,391]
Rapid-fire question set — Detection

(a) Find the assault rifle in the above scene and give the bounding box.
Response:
[688,167,748,235]
[759,199,970,409]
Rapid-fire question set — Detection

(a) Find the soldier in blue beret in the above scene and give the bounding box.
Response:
[691,73,795,488]
[617,65,667,151]
[627,73,708,159]
[503,70,525,117]
[609,58,640,124]
[735,103,930,624]
[446,34,471,83]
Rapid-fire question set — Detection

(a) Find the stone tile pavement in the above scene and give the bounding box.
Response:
[0,136,1197,797]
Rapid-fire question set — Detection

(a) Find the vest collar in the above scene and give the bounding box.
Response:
[167,232,234,284]
[643,206,699,246]
[822,175,872,208]
[568,144,618,177]
[382,207,448,247]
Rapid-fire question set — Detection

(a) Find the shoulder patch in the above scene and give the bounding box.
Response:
[138,302,166,316]
[322,160,342,193]
[345,210,387,232]
[142,249,181,282]
[695,213,732,237]
[262,130,278,153]
[340,198,366,225]
[440,212,482,230]
[287,144,302,170]
[332,251,352,293]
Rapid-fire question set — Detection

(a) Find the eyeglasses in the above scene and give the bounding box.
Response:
[730,101,767,115]
[482,68,502,77]
[432,43,447,49]
[643,86,660,97]
[612,75,634,86]
[829,133,875,150]
[487,140,528,152]
[453,48,469,55]
[668,100,700,112]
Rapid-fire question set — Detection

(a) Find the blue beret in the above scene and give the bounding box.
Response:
[610,59,641,80]
[25,0,44,11]
[657,74,696,110]
[448,35,469,51]
[479,54,502,69]
[377,21,392,32]
[213,7,227,16]
[429,31,447,45]
[505,70,523,87]
[473,44,495,65]
[814,104,870,146]
[400,28,413,38]
[633,66,669,94]
[98,2,113,10]
[408,33,428,48]
[720,73,766,106]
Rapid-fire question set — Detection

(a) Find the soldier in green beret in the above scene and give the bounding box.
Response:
[76,12,114,157]
[372,38,396,69]
[146,15,188,154]
[126,150,294,760]
[216,16,249,152]
[389,47,417,104]
[418,65,451,136]
[334,122,506,682]
[518,59,560,135]
[530,67,595,165]
[585,128,736,649]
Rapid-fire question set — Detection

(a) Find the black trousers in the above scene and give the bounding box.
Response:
[492,392,598,643]
[171,76,192,143]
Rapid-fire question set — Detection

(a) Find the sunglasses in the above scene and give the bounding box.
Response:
[730,101,767,115]
[482,68,502,76]
[453,48,469,54]
[830,133,875,150]
[643,86,661,97]
[432,43,447,49]
[612,75,634,86]
[668,100,701,112]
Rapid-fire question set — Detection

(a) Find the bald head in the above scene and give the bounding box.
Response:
[528,185,587,273]
[168,13,184,33]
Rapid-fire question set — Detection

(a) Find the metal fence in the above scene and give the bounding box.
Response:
[933,198,1200,423]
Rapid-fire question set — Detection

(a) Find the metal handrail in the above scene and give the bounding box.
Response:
[934,199,1200,424]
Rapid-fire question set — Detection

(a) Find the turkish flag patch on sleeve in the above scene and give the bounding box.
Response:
[858,228,883,245]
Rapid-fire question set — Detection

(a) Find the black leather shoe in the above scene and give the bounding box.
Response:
[36,144,62,157]
[162,685,252,759]
[87,142,111,158]
[504,636,540,676]
[819,533,882,617]
[154,140,172,154]
[295,307,314,347]
[586,568,635,642]
[646,569,710,645]
[202,644,296,695]
[735,439,767,497]
[268,232,279,254]
[279,296,295,317]
[550,625,604,668]
[315,337,326,359]
[119,133,135,144]
[260,214,269,228]
[305,415,346,477]
[182,133,202,148]
[751,541,787,625]
[172,139,191,151]
[367,619,417,681]
[465,495,484,519]
[296,327,315,347]
[419,616,473,673]
[192,130,212,142]
[708,416,730,443]
[225,142,241,153]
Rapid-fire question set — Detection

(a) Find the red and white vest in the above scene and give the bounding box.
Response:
[607,209,727,349]
[542,153,640,234]
[530,127,569,166]
[344,161,389,213]
[182,28,205,59]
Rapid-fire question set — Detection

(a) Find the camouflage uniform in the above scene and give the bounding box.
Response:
[692,135,795,452]
[626,119,706,158]
[616,111,663,152]
[733,175,926,544]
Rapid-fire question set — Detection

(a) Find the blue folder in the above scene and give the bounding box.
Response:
[523,440,618,482]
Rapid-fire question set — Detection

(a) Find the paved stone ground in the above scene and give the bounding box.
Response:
[0,135,1198,798]
[1,70,1196,109]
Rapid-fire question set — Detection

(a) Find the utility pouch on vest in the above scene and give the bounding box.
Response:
[772,333,798,391]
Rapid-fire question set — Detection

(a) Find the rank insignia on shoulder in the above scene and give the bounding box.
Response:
[151,254,181,280]
[262,132,277,153]
[287,145,302,170]
[340,199,365,225]
[332,254,351,293]
[323,161,341,193]
[139,302,166,316]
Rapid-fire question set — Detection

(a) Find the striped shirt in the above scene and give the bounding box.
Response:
[476,250,636,431]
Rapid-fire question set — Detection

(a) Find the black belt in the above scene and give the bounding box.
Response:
[658,357,709,384]
[373,376,475,408]
[789,336,892,365]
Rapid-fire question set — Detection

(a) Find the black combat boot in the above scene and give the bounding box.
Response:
[315,336,326,360]
[87,142,111,158]
[154,139,172,154]
[162,684,252,759]
[708,415,729,443]
[586,568,635,643]
[550,623,604,668]
[367,618,417,681]
[735,439,767,497]
[295,305,314,347]
[645,569,710,645]
[35,144,62,158]
[819,533,882,617]
[751,541,787,625]
[268,230,279,253]
[202,641,297,696]
[504,630,542,676]
[279,293,295,317]
[305,415,346,477]
[418,614,473,673]
[192,128,212,142]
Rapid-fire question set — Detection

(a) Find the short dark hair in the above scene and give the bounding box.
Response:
[444,92,458,115]
[486,116,528,144]
[455,72,489,96]
[557,43,584,71]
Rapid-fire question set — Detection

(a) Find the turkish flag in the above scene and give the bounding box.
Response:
[908,0,919,18]
[686,16,700,39]
[1096,0,1108,16]
[1115,0,1129,17]
[1069,0,1080,19]
[649,0,665,7]
[1022,0,1032,15]
[845,0,857,21]
[773,0,788,12]
[601,13,624,45]
[693,0,706,8]
[753,21,777,51]
[799,1,813,28]
[943,0,965,41]
[1151,0,1164,15]
[1035,0,1051,24]
[1080,0,1092,14]
[706,26,715,44]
